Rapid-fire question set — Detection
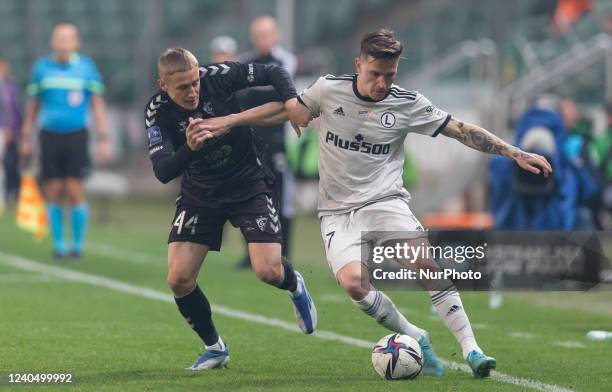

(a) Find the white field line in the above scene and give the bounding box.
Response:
[0,251,575,392]
[471,323,490,330]
[87,243,165,266]
[509,331,537,340]
[318,293,346,303]
[0,272,65,283]
[553,341,585,349]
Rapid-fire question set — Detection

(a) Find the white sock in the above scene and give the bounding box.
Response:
[353,290,425,341]
[430,286,481,358]
[205,337,225,351]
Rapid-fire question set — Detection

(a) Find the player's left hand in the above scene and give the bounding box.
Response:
[198,116,233,138]
[187,118,215,150]
[514,150,553,177]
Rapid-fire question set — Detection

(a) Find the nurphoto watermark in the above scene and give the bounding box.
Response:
[361,230,608,291]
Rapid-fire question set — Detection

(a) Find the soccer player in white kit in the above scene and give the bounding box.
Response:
[290,29,552,378]
[198,28,552,378]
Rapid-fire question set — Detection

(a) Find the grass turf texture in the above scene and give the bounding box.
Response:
[0,199,611,391]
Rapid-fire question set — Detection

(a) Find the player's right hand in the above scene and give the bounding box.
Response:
[285,98,313,137]
[186,117,214,151]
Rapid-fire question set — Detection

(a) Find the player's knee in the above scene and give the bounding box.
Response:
[253,263,283,285]
[167,271,195,297]
[338,274,368,300]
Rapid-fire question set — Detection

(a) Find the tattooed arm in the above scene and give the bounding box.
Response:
[441,117,553,177]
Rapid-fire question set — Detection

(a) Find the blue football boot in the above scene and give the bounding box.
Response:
[289,271,317,334]
[187,345,230,370]
[418,333,445,377]
[466,350,496,378]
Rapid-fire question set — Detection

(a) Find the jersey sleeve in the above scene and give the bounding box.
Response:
[405,94,451,137]
[271,46,298,77]
[202,61,297,102]
[297,76,324,117]
[85,59,105,95]
[144,96,196,184]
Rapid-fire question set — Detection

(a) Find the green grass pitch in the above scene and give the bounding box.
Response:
[0,199,611,391]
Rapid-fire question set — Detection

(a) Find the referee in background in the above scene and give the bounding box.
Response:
[20,22,109,259]
[236,15,297,269]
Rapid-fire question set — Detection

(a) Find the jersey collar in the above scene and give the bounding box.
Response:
[163,91,202,117]
[51,52,80,65]
[352,74,391,103]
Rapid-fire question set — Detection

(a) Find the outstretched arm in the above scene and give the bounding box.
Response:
[441,117,553,176]
[198,99,310,138]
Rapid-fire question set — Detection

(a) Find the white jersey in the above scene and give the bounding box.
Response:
[298,74,450,217]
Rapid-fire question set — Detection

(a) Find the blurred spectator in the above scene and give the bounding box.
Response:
[603,12,612,35]
[235,15,297,268]
[561,98,599,228]
[552,0,593,34]
[209,35,238,63]
[489,95,588,229]
[20,22,109,258]
[0,59,21,205]
[589,103,612,228]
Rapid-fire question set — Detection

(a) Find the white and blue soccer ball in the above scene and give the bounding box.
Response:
[371,333,423,380]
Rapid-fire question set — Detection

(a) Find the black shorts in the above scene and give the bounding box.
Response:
[40,129,90,180]
[168,185,283,251]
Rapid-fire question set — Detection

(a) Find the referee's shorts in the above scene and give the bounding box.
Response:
[40,129,90,180]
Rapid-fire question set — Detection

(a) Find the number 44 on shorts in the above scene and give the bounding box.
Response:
[173,210,198,235]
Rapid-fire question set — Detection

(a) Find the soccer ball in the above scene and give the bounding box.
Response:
[371,333,423,380]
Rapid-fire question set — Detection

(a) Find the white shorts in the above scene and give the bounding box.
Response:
[319,197,427,276]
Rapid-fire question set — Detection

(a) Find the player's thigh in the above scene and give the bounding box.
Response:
[320,213,363,277]
[248,242,281,266]
[167,241,209,288]
[168,203,226,252]
[248,242,283,283]
[335,260,370,299]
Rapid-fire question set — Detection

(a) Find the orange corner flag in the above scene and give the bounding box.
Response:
[16,173,48,241]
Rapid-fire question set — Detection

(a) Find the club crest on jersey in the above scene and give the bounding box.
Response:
[381,112,396,128]
[203,102,214,115]
[255,216,268,231]
[325,131,390,155]
[147,126,162,146]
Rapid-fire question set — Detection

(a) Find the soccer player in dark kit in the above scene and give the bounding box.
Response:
[144,48,316,370]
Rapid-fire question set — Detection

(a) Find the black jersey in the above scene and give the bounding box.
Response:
[144,61,297,206]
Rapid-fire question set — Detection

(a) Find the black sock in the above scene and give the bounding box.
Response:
[174,285,219,346]
[276,259,298,292]
[281,215,292,257]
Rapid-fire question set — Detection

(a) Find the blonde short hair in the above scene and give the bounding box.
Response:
[158,47,198,78]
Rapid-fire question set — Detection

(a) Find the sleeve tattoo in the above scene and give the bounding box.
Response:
[441,117,530,159]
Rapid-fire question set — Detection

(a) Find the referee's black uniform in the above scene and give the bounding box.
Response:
[238,46,298,260]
